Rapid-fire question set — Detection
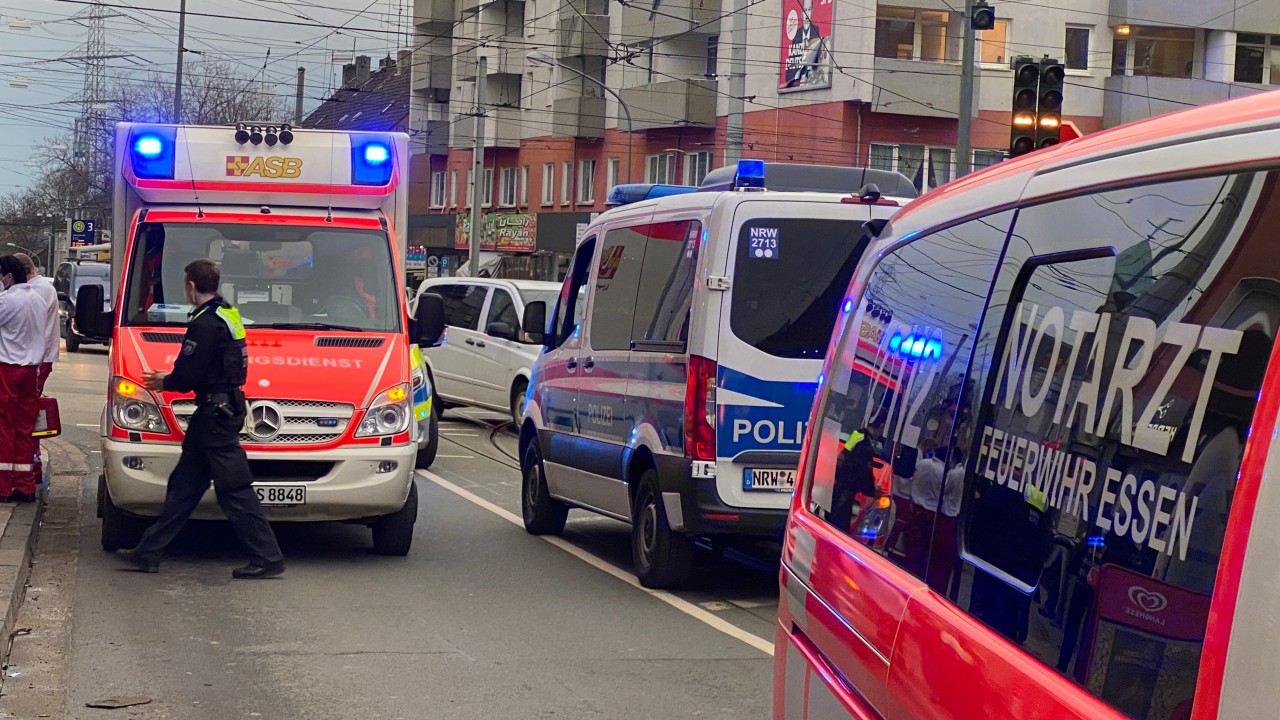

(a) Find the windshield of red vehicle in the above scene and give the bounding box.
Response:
[121,221,401,332]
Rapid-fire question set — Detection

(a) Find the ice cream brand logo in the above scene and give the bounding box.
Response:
[225,155,303,179]
[1128,585,1168,613]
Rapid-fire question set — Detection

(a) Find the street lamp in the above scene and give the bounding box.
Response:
[6,242,35,255]
[528,50,633,183]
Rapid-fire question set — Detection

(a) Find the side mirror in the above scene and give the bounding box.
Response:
[415,292,446,346]
[486,321,516,342]
[522,300,547,346]
[57,292,71,304]
[74,284,109,337]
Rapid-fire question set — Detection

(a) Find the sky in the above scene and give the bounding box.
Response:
[0,0,415,195]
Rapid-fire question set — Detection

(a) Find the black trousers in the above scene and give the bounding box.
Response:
[133,406,283,566]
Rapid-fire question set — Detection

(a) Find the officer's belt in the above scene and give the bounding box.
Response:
[198,389,244,406]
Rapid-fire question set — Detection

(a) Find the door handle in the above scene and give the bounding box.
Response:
[566,358,579,372]
[465,338,476,346]
[582,357,595,371]
[475,340,487,349]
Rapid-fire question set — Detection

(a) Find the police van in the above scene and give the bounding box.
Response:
[514,161,915,588]
[776,91,1280,719]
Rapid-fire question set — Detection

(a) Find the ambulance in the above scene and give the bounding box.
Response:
[777,91,1280,719]
[76,122,439,556]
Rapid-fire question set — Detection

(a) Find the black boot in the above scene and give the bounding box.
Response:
[232,562,285,579]
[117,547,160,573]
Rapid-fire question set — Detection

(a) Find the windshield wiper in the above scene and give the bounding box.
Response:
[262,322,366,332]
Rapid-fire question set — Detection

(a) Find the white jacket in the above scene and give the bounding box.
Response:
[0,283,46,366]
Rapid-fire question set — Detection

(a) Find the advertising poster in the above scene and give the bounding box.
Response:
[779,0,833,92]
[456,213,537,253]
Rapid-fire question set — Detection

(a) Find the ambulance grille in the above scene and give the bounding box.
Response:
[169,399,356,445]
[315,337,385,348]
[141,332,184,343]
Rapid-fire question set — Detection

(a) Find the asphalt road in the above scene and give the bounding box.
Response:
[2,345,779,719]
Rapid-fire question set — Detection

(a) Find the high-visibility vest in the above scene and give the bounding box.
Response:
[843,430,866,453]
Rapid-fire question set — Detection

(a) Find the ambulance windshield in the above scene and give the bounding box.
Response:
[120,221,401,332]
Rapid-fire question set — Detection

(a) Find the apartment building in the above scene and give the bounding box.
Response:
[406,0,1280,279]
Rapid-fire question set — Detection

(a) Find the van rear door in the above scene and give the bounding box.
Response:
[714,199,878,513]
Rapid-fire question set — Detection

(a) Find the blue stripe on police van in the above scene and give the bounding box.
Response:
[717,366,819,460]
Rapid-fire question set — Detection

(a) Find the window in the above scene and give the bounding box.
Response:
[561,161,571,206]
[520,165,529,207]
[803,212,1012,567]
[499,167,517,207]
[589,220,703,352]
[684,151,712,186]
[482,168,494,208]
[973,149,1004,170]
[730,218,875,360]
[979,20,1009,66]
[1115,26,1196,78]
[449,170,458,208]
[646,153,676,184]
[1235,33,1280,85]
[590,226,648,351]
[1065,25,1090,71]
[706,35,719,77]
[950,171,1280,719]
[875,7,954,63]
[433,284,487,330]
[607,157,620,190]
[550,237,595,349]
[577,159,596,204]
[485,289,519,335]
[868,142,954,192]
[542,163,554,206]
[430,172,447,208]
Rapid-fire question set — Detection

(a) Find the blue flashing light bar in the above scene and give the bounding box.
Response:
[351,137,394,185]
[129,126,177,180]
[606,183,697,206]
[734,159,766,190]
[889,332,944,361]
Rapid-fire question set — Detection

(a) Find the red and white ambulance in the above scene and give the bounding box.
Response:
[78,122,438,556]
[777,90,1280,719]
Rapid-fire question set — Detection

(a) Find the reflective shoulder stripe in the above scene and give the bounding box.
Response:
[214,306,247,340]
[843,430,865,452]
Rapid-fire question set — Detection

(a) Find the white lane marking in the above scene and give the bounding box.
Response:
[418,470,775,656]
[434,454,476,459]
[442,432,479,437]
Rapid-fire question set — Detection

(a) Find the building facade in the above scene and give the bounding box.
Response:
[407,0,1280,279]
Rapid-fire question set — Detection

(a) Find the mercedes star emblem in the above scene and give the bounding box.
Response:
[247,401,283,441]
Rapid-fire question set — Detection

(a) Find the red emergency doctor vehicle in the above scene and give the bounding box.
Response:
[777,90,1280,719]
[79,122,435,556]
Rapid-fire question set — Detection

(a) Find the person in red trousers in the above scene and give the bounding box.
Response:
[0,254,46,502]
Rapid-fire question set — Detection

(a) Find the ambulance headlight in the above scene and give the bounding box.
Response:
[352,138,395,186]
[128,127,176,180]
[356,383,411,437]
[110,376,170,434]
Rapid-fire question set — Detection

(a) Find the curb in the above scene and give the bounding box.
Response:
[0,453,48,670]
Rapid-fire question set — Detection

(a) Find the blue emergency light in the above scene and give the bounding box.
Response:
[889,332,943,361]
[605,183,697,206]
[733,159,766,189]
[128,126,177,180]
[351,137,394,186]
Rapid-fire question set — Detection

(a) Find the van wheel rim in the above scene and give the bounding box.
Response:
[639,495,658,564]
[525,465,540,508]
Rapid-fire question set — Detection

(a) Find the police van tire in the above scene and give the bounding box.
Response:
[521,444,567,535]
[371,481,417,556]
[99,475,143,552]
[632,470,694,589]
[415,403,439,469]
[510,379,528,426]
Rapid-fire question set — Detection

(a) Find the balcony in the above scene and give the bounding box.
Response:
[870,58,966,119]
[410,119,451,156]
[476,44,525,77]
[1104,75,1263,127]
[413,0,454,25]
[557,1,610,58]
[552,95,605,138]
[411,54,451,92]
[450,107,523,149]
[619,79,715,130]
[621,0,719,41]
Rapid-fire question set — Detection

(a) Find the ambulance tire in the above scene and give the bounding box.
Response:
[632,469,694,589]
[415,402,439,469]
[99,475,144,552]
[521,444,567,536]
[371,480,417,556]
[65,321,81,353]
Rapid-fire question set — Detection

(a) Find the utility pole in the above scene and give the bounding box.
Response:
[173,0,188,122]
[955,0,977,178]
[468,56,487,279]
[723,0,746,165]
[295,67,305,125]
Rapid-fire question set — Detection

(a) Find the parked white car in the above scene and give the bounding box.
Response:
[411,277,560,424]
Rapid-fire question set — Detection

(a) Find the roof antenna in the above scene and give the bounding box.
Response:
[180,126,205,218]
[325,131,335,222]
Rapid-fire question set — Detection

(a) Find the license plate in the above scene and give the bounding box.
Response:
[255,485,306,506]
[744,468,796,492]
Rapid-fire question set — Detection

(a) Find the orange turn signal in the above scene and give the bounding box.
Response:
[117,379,140,397]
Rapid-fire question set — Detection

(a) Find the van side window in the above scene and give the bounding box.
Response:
[953,172,1279,719]
[590,226,649,351]
[802,212,1012,584]
[550,237,596,349]
[55,264,72,295]
[435,284,486,331]
[633,220,701,351]
[486,290,519,333]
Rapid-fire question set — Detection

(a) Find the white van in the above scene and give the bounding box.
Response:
[515,162,916,587]
[413,277,560,423]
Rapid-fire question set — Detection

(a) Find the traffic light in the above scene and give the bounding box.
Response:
[1009,57,1039,157]
[1036,58,1065,149]
[972,1,996,30]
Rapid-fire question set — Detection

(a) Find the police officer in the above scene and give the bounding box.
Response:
[119,259,285,579]
[830,413,886,534]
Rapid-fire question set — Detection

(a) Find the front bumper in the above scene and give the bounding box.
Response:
[103,438,416,522]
